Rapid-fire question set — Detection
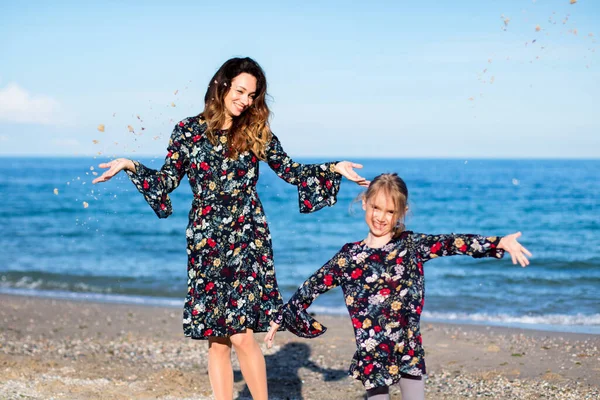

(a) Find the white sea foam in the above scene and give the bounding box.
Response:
[421,311,600,327]
[307,305,600,334]
[310,306,600,326]
[2,288,599,334]
[1,276,109,293]
[0,288,181,308]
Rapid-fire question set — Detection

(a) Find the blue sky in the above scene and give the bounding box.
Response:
[1,0,598,158]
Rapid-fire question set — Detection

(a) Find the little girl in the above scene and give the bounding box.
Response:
[264,173,531,400]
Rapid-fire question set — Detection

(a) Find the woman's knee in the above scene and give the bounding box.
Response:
[208,337,232,356]
[229,329,256,351]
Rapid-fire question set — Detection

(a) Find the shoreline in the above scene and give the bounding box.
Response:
[2,288,599,336]
[1,293,599,399]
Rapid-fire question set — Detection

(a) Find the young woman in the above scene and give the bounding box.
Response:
[93,57,368,400]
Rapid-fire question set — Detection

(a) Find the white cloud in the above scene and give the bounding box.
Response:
[0,83,66,125]
[0,135,8,142]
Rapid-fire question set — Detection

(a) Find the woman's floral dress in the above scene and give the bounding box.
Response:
[126,116,341,339]
[274,231,505,389]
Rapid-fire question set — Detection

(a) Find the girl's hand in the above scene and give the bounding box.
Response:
[498,232,532,267]
[264,321,280,349]
[92,158,135,184]
[334,161,370,187]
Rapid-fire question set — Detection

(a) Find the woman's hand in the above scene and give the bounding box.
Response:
[264,321,280,349]
[498,232,532,267]
[334,161,370,188]
[92,158,135,184]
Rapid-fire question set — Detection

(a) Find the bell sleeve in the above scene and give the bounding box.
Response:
[265,134,342,213]
[125,121,191,218]
[273,249,347,338]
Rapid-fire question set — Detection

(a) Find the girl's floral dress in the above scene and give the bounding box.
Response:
[274,231,505,389]
[126,116,341,339]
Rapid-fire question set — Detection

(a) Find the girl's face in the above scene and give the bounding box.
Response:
[362,190,400,240]
[224,73,257,119]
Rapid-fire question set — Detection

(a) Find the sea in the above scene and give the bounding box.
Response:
[1,157,599,334]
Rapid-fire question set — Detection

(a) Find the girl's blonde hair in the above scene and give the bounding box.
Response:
[200,57,272,160]
[362,173,409,239]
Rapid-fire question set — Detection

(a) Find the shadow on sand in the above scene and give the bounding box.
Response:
[234,342,348,400]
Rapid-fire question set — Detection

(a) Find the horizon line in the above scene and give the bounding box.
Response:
[1,154,599,161]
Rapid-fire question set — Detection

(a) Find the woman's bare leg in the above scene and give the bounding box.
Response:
[230,329,268,400]
[208,336,233,400]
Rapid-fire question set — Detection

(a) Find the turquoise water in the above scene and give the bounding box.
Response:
[1,157,599,333]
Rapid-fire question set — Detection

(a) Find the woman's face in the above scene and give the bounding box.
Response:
[224,72,257,118]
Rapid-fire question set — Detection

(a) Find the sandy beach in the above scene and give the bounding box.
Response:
[1,293,598,400]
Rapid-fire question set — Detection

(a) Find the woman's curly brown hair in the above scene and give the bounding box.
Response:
[199,57,272,160]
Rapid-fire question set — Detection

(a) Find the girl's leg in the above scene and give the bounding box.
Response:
[366,386,390,400]
[230,328,268,400]
[399,375,425,400]
[208,336,233,400]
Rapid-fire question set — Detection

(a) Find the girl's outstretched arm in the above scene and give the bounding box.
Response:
[498,232,532,267]
[264,248,348,348]
[414,231,531,267]
[416,232,504,262]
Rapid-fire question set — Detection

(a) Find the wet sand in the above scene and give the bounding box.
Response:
[1,294,598,399]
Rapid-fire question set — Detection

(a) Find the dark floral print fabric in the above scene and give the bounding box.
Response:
[126,116,341,339]
[275,231,504,389]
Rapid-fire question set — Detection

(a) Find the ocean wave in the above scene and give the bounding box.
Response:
[1,286,598,334]
[421,311,600,327]
[0,272,183,298]
[427,257,600,274]
[0,274,113,293]
[0,288,181,308]
[286,305,600,334]
[308,306,600,334]
[306,306,600,327]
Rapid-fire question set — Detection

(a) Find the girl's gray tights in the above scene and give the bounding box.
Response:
[366,377,425,400]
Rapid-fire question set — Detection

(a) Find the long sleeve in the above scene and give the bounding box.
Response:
[126,121,191,218]
[413,233,505,263]
[265,134,342,213]
[273,249,347,338]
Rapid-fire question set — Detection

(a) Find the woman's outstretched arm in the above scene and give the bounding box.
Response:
[93,120,192,218]
[265,134,368,213]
